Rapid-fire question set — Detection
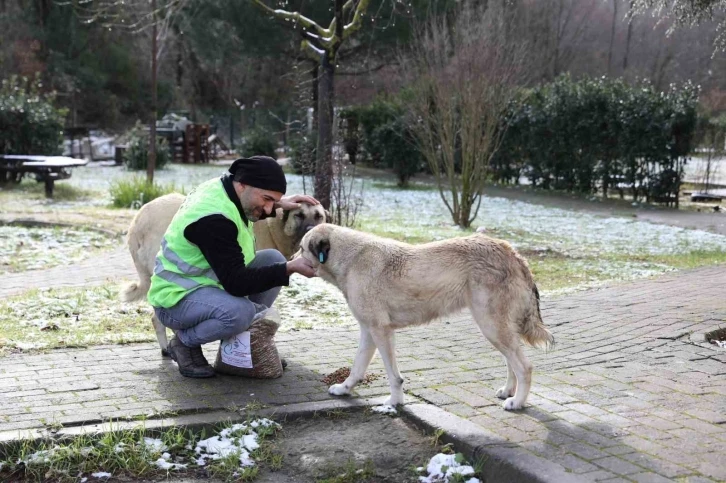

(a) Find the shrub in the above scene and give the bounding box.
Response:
[242,128,277,158]
[492,75,699,206]
[109,177,181,209]
[371,118,422,186]
[123,133,171,171]
[0,75,67,156]
[356,97,404,167]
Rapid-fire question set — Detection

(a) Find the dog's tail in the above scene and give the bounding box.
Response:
[520,284,555,350]
[120,279,150,302]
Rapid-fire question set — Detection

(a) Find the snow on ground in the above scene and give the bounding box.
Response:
[195,419,280,468]
[418,453,480,483]
[0,225,117,274]
[371,405,398,415]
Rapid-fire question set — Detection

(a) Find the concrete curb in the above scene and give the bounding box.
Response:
[402,403,583,483]
[0,397,576,483]
[0,397,389,443]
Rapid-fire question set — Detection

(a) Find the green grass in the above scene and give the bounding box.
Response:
[0,418,282,483]
[528,250,726,294]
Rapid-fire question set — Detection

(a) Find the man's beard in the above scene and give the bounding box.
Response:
[243,207,260,222]
[243,206,273,222]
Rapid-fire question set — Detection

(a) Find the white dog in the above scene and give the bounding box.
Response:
[299,224,554,410]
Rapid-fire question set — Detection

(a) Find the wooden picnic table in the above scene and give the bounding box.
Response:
[0,155,88,198]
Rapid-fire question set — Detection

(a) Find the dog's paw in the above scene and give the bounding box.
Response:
[502,397,524,411]
[384,394,404,406]
[328,384,351,396]
[495,386,515,400]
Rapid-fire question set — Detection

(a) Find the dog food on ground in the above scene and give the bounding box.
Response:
[321,367,379,386]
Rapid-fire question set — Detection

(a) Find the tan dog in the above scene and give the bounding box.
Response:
[121,192,328,356]
[299,224,554,410]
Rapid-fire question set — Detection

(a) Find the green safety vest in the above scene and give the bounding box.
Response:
[147,178,256,308]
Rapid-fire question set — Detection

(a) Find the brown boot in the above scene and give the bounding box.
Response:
[168,336,216,378]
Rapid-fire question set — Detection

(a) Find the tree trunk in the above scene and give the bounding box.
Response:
[622,1,634,71]
[310,61,319,133]
[315,54,334,209]
[147,0,157,185]
[607,0,618,76]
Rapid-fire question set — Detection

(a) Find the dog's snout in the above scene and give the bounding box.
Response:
[305,225,315,232]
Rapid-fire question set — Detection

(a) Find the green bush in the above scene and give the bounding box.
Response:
[123,133,171,171]
[109,177,181,209]
[0,75,67,156]
[356,98,405,167]
[492,75,699,206]
[371,118,422,186]
[242,128,277,158]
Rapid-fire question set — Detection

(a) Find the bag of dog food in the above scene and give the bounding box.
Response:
[214,307,283,379]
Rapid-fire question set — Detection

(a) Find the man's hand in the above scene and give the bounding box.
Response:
[276,194,320,211]
[287,257,316,278]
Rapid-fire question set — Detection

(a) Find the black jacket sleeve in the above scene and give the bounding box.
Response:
[184,214,289,297]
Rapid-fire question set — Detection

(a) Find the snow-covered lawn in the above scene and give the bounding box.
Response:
[0,285,153,353]
[0,225,117,273]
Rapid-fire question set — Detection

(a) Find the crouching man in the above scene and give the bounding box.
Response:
[147,156,317,378]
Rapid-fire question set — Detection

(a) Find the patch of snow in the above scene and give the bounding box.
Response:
[153,453,187,471]
[142,437,168,453]
[713,339,726,348]
[18,449,54,465]
[91,472,112,479]
[419,453,477,483]
[195,419,280,468]
[371,405,397,415]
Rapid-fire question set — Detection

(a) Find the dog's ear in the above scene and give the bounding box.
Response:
[308,237,331,264]
[324,209,332,223]
[282,209,291,223]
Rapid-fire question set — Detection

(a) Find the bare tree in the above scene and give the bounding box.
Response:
[251,0,372,209]
[608,0,619,75]
[549,0,595,78]
[402,2,526,228]
[65,0,189,184]
[634,0,726,51]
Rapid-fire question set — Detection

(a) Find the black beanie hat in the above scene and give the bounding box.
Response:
[228,156,287,194]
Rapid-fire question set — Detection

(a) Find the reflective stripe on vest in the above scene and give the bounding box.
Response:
[159,238,219,282]
[153,258,202,290]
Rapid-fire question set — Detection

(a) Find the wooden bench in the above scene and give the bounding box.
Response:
[0,155,88,198]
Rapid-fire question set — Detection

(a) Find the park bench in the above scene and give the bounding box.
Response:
[0,155,88,198]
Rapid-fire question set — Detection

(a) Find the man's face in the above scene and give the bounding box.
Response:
[237,185,283,222]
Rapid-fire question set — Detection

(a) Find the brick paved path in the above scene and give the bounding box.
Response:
[1,248,725,481]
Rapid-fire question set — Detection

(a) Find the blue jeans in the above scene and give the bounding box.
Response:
[154,249,285,348]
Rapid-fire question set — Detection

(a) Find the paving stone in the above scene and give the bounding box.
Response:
[619,453,691,478]
[592,456,646,476]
